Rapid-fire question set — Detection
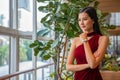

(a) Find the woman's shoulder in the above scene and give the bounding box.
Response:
[100,35,109,39]
[73,37,80,41]
[71,37,80,43]
[99,35,109,42]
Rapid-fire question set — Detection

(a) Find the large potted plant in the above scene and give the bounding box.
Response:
[30,0,116,79]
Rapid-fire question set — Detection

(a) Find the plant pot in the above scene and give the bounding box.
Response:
[100,71,120,80]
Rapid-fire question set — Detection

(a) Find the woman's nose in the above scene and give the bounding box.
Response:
[80,20,84,25]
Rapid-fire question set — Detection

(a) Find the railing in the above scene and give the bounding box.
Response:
[0,63,54,80]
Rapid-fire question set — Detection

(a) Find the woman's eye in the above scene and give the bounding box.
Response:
[78,19,81,21]
[83,18,87,20]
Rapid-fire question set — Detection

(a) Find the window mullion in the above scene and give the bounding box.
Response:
[32,0,37,80]
[10,0,19,80]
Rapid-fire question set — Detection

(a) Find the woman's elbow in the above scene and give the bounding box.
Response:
[66,64,71,71]
[89,64,97,69]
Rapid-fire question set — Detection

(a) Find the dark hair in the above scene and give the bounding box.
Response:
[79,7,102,35]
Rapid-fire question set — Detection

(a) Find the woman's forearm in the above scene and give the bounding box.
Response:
[66,64,89,72]
[83,36,109,69]
[83,42,96,69]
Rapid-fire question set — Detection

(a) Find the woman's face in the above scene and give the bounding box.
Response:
[78,12,94,32]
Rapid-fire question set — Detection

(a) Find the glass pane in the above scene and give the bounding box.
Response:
[18,0,33,32]
[115,13,120,26]
[106,36,120,71]
[109,12,120,26]
[19,72,33,80]
[37,2,46,30]
[108,36,120,56]
[0,0,9,27]
[0,35,9,76]
[37,65,54,80]
[37,2,54,39]
[37,52,54,80]
[19,38,32,72]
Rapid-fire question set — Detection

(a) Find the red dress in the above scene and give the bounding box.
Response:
[74,34,103,80]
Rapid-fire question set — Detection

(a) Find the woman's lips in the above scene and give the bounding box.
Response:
[81,26,86,28]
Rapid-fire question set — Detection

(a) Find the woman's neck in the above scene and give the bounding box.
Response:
[87,31,96,37]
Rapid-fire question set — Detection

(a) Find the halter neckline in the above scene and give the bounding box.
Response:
[87,32,97,37]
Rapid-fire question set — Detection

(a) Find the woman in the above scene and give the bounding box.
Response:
[66,7,109,80]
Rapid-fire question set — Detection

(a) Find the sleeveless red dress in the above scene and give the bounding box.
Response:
[74,33,103,80]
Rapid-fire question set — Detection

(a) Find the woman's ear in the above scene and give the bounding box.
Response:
[92,19,94,24]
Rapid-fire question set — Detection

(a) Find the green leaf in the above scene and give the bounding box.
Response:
[29,40,40,48]
[54,27,63,32]
[37,29,50,36]
[52,38,59,48]
[97,9,102,17]
[38,41,44,46]
[61,3,69,12]
[43,46,50,50]
[94,1,99,7]
[41,13,51,23]
[47,40,53,48]
[49,72,56,78]
[34,46,40,56]
[37,0,49,2]
[29,43,37,48]
[39,51,45,57]
[66,30,74,38]
[47,19,53,25]
[109,25,116,29]
[42,30,50,36]
[49,1,54,8]
[48,40,54,44]
[43,22,51,29]
[101,13,109,20]
[38,6,45,11]
[34,40,39,44]
[70,23,79,32]
[43,54,51,60]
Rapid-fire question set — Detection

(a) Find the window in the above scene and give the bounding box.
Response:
[19,38,32,71]
[18,0,33,32]
[0,35,9,76]
[0,0,54,80]
[109,12,120,26]
[107,12,120,64]
[0,0,9,27]
[18,0,30,11]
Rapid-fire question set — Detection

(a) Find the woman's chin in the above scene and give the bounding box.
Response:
[82,29,88,32]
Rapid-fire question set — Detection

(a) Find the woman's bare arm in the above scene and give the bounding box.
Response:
[83,36,109,69]
[66,38,90,72]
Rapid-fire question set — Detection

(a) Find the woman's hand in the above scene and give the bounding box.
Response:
[79,31,88,42]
